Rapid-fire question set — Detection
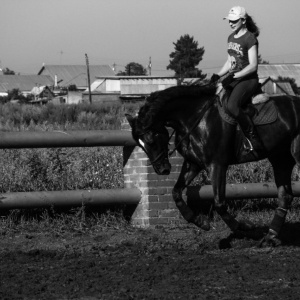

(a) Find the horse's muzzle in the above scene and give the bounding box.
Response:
[155,160,171,175]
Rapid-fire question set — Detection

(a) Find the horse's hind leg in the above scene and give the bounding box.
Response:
[261,153,295,246]
[172,159,210,230]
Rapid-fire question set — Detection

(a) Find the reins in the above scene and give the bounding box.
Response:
[168,95,215,157]
[167,76,227,156]
[137,130,170,167]
[138,79,223,166]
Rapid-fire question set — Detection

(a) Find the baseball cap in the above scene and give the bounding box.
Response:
[223,6,246,21]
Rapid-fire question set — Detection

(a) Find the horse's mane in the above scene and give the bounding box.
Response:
[137,85,217,128]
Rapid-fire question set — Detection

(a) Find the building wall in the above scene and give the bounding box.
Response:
[66,91,82,104]
[120,78,177,95]
[106,80,120,92]
[82,93,121,103]
[261,80,295,96]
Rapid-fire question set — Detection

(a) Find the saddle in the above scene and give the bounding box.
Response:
[217,85,278,126]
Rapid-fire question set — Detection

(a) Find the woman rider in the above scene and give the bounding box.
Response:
[211,6,263,153]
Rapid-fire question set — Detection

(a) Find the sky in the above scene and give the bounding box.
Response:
[1,0,300,76]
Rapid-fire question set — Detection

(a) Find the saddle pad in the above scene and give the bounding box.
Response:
[218,100,278,126]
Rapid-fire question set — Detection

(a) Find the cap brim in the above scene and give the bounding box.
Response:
[223,15,240,21]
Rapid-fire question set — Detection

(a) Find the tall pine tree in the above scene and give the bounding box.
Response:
[167,34,206,79]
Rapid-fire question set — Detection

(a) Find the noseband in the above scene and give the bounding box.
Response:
[137,90,216,167]
[137,129,172,167]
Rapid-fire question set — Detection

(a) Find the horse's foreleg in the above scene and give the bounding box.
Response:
[172,160,210,230]
[211,164,241,232]
[260,156,295,246]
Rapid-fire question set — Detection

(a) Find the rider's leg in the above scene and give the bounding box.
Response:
[235,110,264,151]
[225,79,263,151]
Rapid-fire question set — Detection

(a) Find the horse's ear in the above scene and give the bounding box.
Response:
[125,114,135,128]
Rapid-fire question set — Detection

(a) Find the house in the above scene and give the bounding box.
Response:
[258,64,300,94]
[38,65,116,90]
[0,75,54,97]
[29,86,54,104]
[260,77,296,96]
[82,76,177,103]
[51,91,83,105]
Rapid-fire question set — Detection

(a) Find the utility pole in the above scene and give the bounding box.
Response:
[85,53,92,104]
[148,57,152,76]
[112,62,116,73]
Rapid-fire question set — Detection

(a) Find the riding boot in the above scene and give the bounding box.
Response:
[236,111,264,153]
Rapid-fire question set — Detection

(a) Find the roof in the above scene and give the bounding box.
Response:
[38,65,115,88]
[95,76,176,80]
[276,82,295,96]
[259,77,295,96]
[0,75,54,93]
[31,85,53,96]
[258,64,300,86]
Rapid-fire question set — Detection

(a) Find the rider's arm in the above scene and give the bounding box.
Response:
[217,55,231,77]
[233,45,258,79]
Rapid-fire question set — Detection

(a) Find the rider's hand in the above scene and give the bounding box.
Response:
[210,73,220,84]
[221,74,235,89]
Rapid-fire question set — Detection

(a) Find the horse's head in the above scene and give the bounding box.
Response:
[126,114,171,175]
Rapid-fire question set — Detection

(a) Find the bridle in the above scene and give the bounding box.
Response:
[137,80,219,167]
[168,96,215,156]
[137,130,172,167]
[137,97,213,167]
[167,80,222,156]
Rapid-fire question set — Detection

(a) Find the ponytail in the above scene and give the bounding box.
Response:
[245,14,260,37]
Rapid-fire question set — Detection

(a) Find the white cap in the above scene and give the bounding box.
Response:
[223,6,246,21]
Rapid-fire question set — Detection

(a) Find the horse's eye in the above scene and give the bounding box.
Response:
[144,133,154,144]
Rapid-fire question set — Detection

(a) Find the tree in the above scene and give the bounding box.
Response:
[167,34,206,79]
[2,67,15,75]
[258,54,269,64]
[277,76,299,95]
[117,62,147,76]
[7,88,28,102]
[7,88,21,100]
[68,84,77,91]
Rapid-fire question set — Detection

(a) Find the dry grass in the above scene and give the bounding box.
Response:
[0,101,299,233]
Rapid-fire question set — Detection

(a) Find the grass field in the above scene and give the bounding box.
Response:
[0,101,299,228]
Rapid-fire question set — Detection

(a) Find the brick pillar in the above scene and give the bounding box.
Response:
[122,117,184,227]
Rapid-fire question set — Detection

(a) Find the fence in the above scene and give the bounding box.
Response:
[1,125,300,227]
[0,126,183,227]
[0,130,141,210]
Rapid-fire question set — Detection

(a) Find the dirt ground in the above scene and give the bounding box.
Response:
[1,223,300,300]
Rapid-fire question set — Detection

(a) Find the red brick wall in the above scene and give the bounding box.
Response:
[122,118,184,226]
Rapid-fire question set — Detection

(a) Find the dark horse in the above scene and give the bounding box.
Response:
[126,84,300,246]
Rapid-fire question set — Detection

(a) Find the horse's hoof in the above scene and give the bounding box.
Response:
[201,222,210,231]
[193,215,210,231]
[237,219,255,231]
[258,232,281,248]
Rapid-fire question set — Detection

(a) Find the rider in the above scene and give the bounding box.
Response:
[211,6,263,152]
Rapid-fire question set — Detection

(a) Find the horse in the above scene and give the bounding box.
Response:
[126,83,300,246]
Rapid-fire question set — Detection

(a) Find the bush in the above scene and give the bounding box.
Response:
[0,102,143,130]
[1,100,297,213]
[0,101,142,194]
[0,147,123,193]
